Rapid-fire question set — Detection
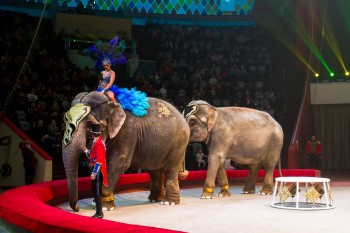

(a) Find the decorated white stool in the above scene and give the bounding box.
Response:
[271,176,335,210]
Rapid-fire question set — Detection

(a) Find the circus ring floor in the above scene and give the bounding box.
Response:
[1,169,349,233]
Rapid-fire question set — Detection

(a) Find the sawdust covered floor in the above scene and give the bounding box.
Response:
[56,170,350,233]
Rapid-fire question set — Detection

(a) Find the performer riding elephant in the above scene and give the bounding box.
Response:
[183,100,283,199]
[62,91,189,212]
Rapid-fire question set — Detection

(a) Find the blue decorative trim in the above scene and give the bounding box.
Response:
[92,163,101,174]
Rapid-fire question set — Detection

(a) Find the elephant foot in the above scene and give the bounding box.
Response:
[241,182,256,194]
[200,187,215,199]
[218,190,231,197]
[200,193,215,199]
[148,193,165,203]
[92,198,115,210]
[148,198,162,203]
[159,200,177,205]
[217,185,231,197]
[241,186,256,194]
[102,195,115,211]
[162,189,180,204]
[259,185,273,195]
[259,191,272,195]
[159,194,180,205]
[102,201,115,211]
[163,180,180,204]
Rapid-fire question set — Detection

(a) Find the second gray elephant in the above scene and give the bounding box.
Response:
[183,100,283,198]
[62,91,190,211]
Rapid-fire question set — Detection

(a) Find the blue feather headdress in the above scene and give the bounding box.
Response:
[84,36,127,69]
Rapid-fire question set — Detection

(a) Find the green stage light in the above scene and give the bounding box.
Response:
[330,72,335,77]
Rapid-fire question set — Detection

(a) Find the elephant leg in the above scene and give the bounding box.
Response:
[101,169,124,211]
[216,165,231,197]
[242,163,261,194]
[102,150,133,210]
[148,168,165,202]
[161,168,180,205]
[101,187,116,211]
[100,187,116,211]
[259,163,275,195]
[202,154,221,199]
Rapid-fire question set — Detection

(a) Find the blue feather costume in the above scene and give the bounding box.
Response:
[97,85,149,117]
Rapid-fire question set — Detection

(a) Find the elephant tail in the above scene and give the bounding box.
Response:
[178,159,189,180]
[278,158,283,177]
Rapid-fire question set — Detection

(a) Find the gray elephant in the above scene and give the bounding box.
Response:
[62,91,190,212]
[183,100,283,198]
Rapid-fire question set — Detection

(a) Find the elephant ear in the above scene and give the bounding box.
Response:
[206,105,218,132]
[107,102,126,139]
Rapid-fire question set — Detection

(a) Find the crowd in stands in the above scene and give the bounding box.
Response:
[1,9,281,175]
[1,10,93,159]
[131,23,280,119]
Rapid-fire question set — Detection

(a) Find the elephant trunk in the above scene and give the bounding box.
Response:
[62,145,81,211]
[62,124,87,212]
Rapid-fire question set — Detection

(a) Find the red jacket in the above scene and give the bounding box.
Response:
[90,136,108,187]
[306,140,322,156]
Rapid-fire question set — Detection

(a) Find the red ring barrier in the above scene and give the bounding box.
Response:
[0,170,317,232]
[0,173,182,233]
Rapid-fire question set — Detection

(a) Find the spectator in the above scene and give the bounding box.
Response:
[159,84,167,99]
[224,159,235,170]
[47,118,60,146]
[196,148,207,170]
[31,119,50,152]
[19,141,38,184]
[265,104,275,118]
[305,135,323,170]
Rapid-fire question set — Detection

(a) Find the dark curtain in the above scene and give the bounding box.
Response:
[312,104,350,169]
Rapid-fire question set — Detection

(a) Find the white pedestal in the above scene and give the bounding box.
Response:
[271,176,335,210]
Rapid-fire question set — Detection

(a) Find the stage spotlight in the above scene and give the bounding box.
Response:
[345,71,349,76]
[315,73,319,77]
[330,72,335,77]
[88,0,96,6]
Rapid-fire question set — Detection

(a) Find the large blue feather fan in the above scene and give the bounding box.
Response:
[84,36,127,69]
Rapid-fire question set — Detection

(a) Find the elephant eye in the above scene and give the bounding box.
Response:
[189,119,196,127]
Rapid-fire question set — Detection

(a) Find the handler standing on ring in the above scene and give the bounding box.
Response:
[84,123,108,218]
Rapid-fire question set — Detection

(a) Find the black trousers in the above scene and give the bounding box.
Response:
[308,154,320,170]
[24,166,35,184]
[91,172,103,215]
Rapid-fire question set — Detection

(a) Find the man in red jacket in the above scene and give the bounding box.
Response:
[306,135,323,170]
[85,123,108,218]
